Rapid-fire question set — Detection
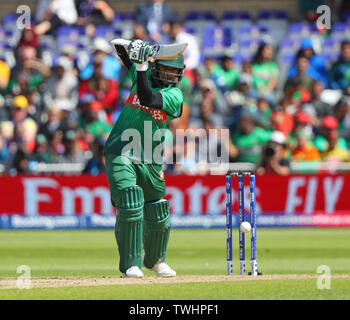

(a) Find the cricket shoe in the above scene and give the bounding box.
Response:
[143,257,176,277]
[151,262,176,277]
[123,266,144,278]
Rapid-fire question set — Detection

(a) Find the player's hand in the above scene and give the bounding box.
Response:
[127,40,150,64]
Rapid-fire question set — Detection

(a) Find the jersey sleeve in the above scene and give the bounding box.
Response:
[160,87,183,118]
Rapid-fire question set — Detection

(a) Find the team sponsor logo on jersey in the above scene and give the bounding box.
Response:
[126,93,168,123]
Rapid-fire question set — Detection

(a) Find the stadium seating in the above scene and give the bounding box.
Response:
[221,11,252,33]
[238,38,263,59]
[39,35,56,51]
[57,26,86,39]
[331,22,350,40]
[95,26,115,41]
[183,10,216,33]
[341,9,350,22]
[2,12,19,28]
[257,10,288,43]
[288,22,318,39]
[322,37,342,55]
[112,13,135,39]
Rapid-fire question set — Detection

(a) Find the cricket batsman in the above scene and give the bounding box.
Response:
[104,39,186,277]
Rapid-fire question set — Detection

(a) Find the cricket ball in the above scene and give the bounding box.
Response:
[240,221,251,233]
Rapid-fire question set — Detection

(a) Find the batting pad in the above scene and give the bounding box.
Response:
[143,199,171,269]
[114,185,144,273]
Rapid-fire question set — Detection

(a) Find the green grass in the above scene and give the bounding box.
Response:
[1,228,350,299]
[2,279,350,300]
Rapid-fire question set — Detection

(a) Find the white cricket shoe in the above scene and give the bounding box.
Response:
[123,266,144,278]
[150,261,176,277]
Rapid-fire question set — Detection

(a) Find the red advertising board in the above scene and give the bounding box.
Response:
[0,174,350,227]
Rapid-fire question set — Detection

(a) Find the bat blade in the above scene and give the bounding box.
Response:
[148,43,188,62]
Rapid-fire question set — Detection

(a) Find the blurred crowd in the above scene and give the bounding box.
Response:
[0,0,350,175]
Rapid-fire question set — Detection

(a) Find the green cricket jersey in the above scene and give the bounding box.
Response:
[232,127,271,163]
[104,64,183,164]
[252,61,278,94]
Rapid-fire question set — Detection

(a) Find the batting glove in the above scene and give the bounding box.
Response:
[128,39,151,64]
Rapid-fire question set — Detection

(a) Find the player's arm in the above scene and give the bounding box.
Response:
[110,39,133,70]
[120,39,163,109]
[137,70,163,109]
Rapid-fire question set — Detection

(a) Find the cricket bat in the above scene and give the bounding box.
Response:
[111,39,187,62]
[147,43,188,62]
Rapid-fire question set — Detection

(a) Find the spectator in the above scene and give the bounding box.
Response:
[134,0,178,42]
[224,73,258,130]
[329,41,350,90]
[254,97,273,130]
[44,56,79,111]
[75,0,115,38]
[50,130,65,159]
[194,60,228,114]
[290,129,320,161]
[39,105,67,142]
[83,137,106,174]
[252,43,279,104]
[242,60,253,75]
[57,130,86,164]
[189,79,225,126]
[11,148,30,174]
[79,62,119,118]
[313,115,348,152]
[31,133,54,164]
[283,111,312,154]
[0,134,10,164]
[285,54,315,93]
[198,56,215,80]
[35,0,78,36]
[210,55,239,93]
[0,58,10,90]
[231,112,271,164]
[257,130,290,175]
[288,38,328,87]
[178,71,193,109]
[334,96,350,148]
[302,81,332,122]
[271,97,294,137]
[60,44,80,76]
[85,101,112,139]
[132,23,149,42]
[1,96,38,155]
[285,78,311,109]
[229,73,257,106]
[189,91,224,129]
[169,21,200,70]
[16,23,39,53]
[321,129,350,162]
[80,37,122,81]
[9,47,51,96]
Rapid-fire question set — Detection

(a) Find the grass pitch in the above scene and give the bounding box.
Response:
[0,228,350,299]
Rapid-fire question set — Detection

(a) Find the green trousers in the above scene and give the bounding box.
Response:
[105,153,166,204]
[105,153,170,273]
